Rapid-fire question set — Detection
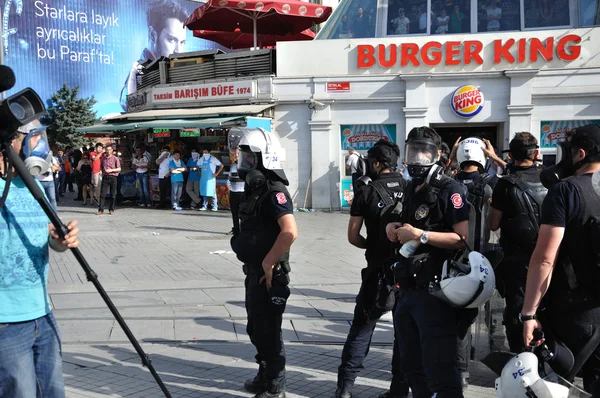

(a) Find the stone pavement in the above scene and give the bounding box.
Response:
[50,195,499,398]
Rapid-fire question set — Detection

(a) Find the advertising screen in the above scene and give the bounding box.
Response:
[2,0,221,117]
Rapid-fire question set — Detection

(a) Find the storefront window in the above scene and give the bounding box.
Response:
[581,0,600,26]
[387,1,429,35]
[318,0,377,39]
[477,0,520,32]
[525,0,570,28]
[431,1,473,35]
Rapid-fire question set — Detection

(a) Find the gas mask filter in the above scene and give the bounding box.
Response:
[21,127,53,176]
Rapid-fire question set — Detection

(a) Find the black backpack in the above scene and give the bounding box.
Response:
[456,173,494,252]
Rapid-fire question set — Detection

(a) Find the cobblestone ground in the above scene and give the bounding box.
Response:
[51,194,499,398]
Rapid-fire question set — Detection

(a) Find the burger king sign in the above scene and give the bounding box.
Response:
[451,85,484,118]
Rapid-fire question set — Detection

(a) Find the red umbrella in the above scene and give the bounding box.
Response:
[193,28,315,49]
[184,0,331,48]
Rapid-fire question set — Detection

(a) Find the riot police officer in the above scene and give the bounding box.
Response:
[229,127,299,398]
[522,124,600,394]
[487,132,547,353]
[335,139,409,398]
[386,126,469,398]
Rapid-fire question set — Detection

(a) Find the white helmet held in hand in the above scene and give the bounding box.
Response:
[457,137,487,170]
[495,352,572,398]
[429,251,495,309]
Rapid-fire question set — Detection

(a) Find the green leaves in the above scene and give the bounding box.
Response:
[41,84,98,149]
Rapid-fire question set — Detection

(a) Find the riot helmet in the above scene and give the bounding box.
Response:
[541,124,600,188]
[456,137,487,171]
[404,126,442,185]
[232,127,288,187]
[19,119,53,176]
[429,251,495,309]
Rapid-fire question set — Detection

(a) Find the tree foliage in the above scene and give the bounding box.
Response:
[41,84,97,149]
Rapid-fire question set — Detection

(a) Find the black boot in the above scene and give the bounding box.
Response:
[335,388,352,398]
[378,391,408,398]
[244,365,267,393]
[254,391,286,398]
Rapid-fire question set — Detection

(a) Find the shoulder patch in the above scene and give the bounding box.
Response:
[275,192,287,205]
[451,193,464,209]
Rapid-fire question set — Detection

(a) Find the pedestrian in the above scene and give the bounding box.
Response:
[346,148,362,189]
[97,145,121,215]
[336,139,410,398]
[230,127,299,398]
[169,150,186,211]
[90,143,104,205]
[198,147,224,212]
[132,146,152,207]
[186,148,202,209]
[36,152,60,212]
[76,153,93,205]
[227,145,245,235]
[0,124,81,398]
[72,147,83,201]
[522,124,600,394]
[156,146,172,209]
[386,126,469,398]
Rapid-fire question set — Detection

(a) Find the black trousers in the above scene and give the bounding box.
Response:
[245,271,287,393]
[338,269,408,395]
[394,288,464,398]
[99,176,117,211]
[230,191,243,233]
[158,177,171,208]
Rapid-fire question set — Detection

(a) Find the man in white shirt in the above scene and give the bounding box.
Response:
[155,145,172,209]
[346,148,361,189]
[132,146,152,207]
[37,153,61,212]
[198,148,224,211]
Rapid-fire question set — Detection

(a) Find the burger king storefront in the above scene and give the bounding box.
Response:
[274,25,600,210]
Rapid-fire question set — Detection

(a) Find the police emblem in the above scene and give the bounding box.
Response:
[415,204,429,220]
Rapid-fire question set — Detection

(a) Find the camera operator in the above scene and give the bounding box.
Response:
[0,122,80,398]
[522,124,600,394]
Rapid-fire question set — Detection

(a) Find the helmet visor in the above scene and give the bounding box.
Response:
[405,141,439,166]
[238,149,258,173]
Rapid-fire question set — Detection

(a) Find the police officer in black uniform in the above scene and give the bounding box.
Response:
[386,126,469,398]
[488,132,547,353]
[229,127,299,398]
[522,124,600,394]
[336,139,409,398]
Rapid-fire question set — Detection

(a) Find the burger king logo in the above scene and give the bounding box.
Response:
[343,128,352,137]
[451,85,484,118]
[542,124,551,134]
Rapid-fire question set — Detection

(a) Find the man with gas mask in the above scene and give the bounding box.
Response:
[522,124,600,395]
[335,139,409,398]
[487,132,547,353]
[0,120,81,398]
[386,126,470,398]
[229,127,299,398]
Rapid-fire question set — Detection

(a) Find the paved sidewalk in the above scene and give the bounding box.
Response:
[51,195,499,397]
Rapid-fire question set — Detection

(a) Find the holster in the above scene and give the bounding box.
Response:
[393,253,432,288]
[243,261,291,276]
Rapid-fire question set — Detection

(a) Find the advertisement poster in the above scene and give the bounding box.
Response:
[340,124,396,151]
[540,120,600,149]
[2,0,221,117]
[341,179,353,208]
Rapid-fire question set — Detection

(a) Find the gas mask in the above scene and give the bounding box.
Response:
[237,149,258,181]
[245,169,267,190]
[540,142,580,189]
[21,128,53,176]
[365,156,381,180]
[404,139,440,185]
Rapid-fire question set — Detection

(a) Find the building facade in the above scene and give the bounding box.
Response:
[274,0,600,209]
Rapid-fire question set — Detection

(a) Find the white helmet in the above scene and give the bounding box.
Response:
[457,137,487,170]
[232,127,288,184]
[495,352,574,398]
[429,251,495,309]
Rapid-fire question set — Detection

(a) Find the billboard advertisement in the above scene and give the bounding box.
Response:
[540,120,600,149]
[2,0,221,117]
[340,124,397,151]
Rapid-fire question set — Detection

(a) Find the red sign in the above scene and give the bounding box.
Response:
[327,82,351,92]
[152,81,255,104]
[357,35,582,69]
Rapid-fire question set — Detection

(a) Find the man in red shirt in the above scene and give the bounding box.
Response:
[89,143,104,205]
[97,145,121,215]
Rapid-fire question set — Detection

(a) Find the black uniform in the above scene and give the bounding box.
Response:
[338,173,409,396]
[394,176,469,398]
[490,165,547,352]
[539,174,600,391]
[231,180,294,394]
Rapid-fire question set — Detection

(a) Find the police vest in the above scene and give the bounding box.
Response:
[557,175,600,293]
[400,175,459,284]
[455,173,493,253]
[230,180,291,265]
[499,167,547,255]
